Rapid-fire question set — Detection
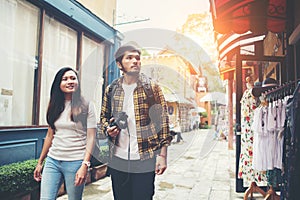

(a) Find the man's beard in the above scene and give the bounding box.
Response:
[122,67,140,76]
[124,70,139,76]
[120,63,140,77]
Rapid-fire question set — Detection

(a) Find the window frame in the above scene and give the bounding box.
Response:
[0,1,110,129]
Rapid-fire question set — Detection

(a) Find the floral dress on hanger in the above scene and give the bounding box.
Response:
[238,88,267,186]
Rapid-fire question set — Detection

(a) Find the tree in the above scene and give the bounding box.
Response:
[179,12,224,92]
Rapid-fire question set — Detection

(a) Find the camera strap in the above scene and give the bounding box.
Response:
[120,125,131,186]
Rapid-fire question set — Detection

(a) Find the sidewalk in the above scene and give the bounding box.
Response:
[58,129,255,200]
[154,129,232,200]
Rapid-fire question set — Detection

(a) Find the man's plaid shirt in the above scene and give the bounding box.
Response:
[100,75,171,160]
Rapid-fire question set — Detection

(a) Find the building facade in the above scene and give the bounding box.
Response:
[141,50,202,131]
[209,0,300,194]
[0,0,120,165]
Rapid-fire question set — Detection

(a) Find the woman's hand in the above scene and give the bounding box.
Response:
[33,163,43,182]
[33,127,54,182]
[74,165,88,186]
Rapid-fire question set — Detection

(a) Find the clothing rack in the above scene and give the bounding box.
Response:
[265,81,296,102]
[242,81,299,200]
[252,80,298,200]
[263,81,300,200]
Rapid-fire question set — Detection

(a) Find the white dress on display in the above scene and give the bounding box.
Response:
[238,88,267,186]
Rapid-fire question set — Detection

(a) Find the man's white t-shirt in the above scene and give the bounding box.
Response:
[114,83,140,160]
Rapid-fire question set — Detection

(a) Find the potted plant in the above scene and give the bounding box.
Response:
[0,159,40,200]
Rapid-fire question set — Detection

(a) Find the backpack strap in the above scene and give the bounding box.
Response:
[107,78,119,116]
[140,74,162,131]
[140,73,157,106]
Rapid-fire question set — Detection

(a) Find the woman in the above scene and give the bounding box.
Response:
[170,119,183,143]
[33,67,96,200]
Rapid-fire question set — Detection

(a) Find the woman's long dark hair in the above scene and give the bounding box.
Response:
[47,67,88,130]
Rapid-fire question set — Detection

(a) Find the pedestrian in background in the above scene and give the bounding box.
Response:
[170,119,183,144]
[175,120,184,143]
[33,67,96,200]
[99,45,172,200]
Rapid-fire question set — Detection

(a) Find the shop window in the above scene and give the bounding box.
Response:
[0,0,39,126]
[81,36,105,120]
[0,0,109,127]
[39,15,77,125]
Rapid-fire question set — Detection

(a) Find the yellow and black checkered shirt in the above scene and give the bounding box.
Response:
[100,75,171,160]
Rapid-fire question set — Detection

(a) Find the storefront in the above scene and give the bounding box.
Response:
[0,0,120,165]
[210,0,300,198]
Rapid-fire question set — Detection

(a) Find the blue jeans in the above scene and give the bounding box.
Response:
[40,157,85,200]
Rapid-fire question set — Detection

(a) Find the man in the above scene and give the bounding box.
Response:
[99,45,172,200]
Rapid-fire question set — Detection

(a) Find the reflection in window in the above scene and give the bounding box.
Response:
[39,15,77,125]
[81,36,105,120]
[0,0,39,126]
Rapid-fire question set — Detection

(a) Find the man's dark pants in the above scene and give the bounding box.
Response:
[108,156,156,200]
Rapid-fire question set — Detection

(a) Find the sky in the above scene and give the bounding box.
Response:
[115,0,222,92]
[116,0,210,33]
[115,0,216,72]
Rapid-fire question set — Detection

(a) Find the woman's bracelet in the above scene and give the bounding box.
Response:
[157,154,166,158]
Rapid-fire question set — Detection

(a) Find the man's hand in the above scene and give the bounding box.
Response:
[155,155,167,175]
[107,118,121,137]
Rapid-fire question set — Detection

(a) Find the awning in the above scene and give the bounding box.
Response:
[210,0,287,34]
[164,93,178,102]
[195,107,206,112]
[200,92,227,105]
[164,93,193,104]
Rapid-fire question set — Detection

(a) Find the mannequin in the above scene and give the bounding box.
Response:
[237,77,267,199]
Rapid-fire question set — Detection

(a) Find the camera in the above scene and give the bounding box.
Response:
[110,112,128,129]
